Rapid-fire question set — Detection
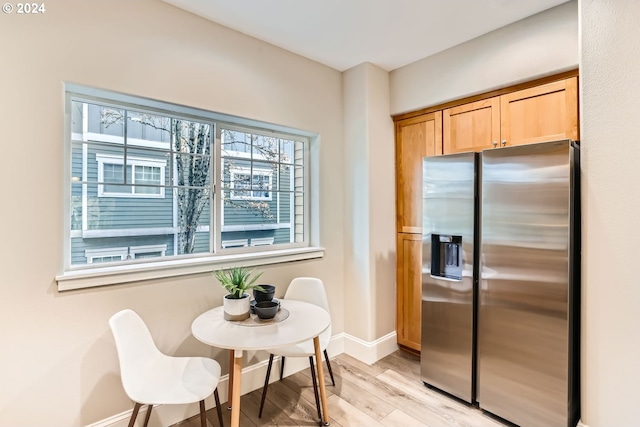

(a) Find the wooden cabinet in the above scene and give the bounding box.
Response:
[500,77,579,146]
[394,112,441,353]
[396,232,422,352]
[395,112,442,234]
[394,72,579,354]
[443,76,578,154]
[443,97,500,154]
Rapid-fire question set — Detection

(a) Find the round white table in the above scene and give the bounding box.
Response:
[192,299,331,427]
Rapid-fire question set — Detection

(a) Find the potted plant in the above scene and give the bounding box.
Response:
[212,266,265,320]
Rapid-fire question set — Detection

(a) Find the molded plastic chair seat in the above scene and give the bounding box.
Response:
[128,355,220,404]
[109,309,224,427]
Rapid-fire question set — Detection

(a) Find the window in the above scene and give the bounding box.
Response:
[230,168,272,200]
[129,244,167,259]
[85,245,167,263]
[96,154,166,198]
[85,247,128,264]
[62,85,318,289]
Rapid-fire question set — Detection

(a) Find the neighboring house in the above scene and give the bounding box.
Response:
[69,101,300,266]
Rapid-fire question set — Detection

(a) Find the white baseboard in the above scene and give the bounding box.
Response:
[342,331,398,365]
[86,332,397,427]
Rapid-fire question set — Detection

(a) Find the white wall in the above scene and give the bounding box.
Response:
[0,1,344,426]
[580,0,640,425]
[390,0,579,115]
[342,63,396,356]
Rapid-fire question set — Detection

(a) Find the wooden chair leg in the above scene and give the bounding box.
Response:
[280,355,286,380]
[143,404,153,427]
[214,388,224,427]
[324,349,336,386]
[258,354,274,418]
[199,400,207,427]
[128,402,142,427]
[308,356,322,424]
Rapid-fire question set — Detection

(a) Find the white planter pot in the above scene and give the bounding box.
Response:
[223,293,250,320]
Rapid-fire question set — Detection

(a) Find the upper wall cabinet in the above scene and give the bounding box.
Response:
[443,76,579,154]
[396,112,442,233]
[500,77,578,146]
[443,97,500,154]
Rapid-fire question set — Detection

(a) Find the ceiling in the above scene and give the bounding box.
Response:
[161,0,570,72]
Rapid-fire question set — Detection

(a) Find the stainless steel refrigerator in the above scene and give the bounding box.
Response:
[421,140,580,427]
[421,151,478,403]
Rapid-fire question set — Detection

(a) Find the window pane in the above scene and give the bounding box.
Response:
[252,134,279,162]
[220,127,304,248]
[280,139,294,164]
[93,255,122,263]
[134,251,163,259]
[71,101,84,136]
[221,129,251,154]
[69,110,214,265]
[127,111,171,143]
[70,182,83,231]
[134,165,161,195]
[87,103,124,137]
[170,120,213,256]
[174,153,211,188]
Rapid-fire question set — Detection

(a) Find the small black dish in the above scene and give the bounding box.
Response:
[251,298,280,313]
[254,284,276,303]
[254,300,279,320]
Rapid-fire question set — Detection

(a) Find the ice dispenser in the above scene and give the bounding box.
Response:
[430,234,463,280]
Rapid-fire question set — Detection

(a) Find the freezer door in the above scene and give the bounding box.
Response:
[478,140,575,427]
[421,152,477,403]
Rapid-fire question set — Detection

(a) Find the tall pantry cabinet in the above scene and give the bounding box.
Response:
[395,112,441,351]
[394,73,579,353]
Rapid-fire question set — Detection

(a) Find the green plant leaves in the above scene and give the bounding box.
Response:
[212,266,264,299]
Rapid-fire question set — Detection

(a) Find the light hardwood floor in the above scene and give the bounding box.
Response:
[172,350,509,427]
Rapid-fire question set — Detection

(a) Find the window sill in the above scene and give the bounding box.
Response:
[56,247,324,291]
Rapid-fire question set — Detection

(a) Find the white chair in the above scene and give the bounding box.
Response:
[109,309,224,427]
[258,277,335,420]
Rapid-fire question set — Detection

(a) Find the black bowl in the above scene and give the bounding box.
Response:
[254,284,276,303]
[254,300,279,320]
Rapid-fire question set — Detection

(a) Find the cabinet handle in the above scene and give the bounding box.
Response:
[501,140,507,147]
[492,141,498,148]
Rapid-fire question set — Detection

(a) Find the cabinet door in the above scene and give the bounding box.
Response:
[500,77,579,146]
[443,97,500,154]
[395,112,442,233]
[396,232,422,352]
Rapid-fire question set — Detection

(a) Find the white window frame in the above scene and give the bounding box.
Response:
[59,84,323,291]
[96,154,166,198]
